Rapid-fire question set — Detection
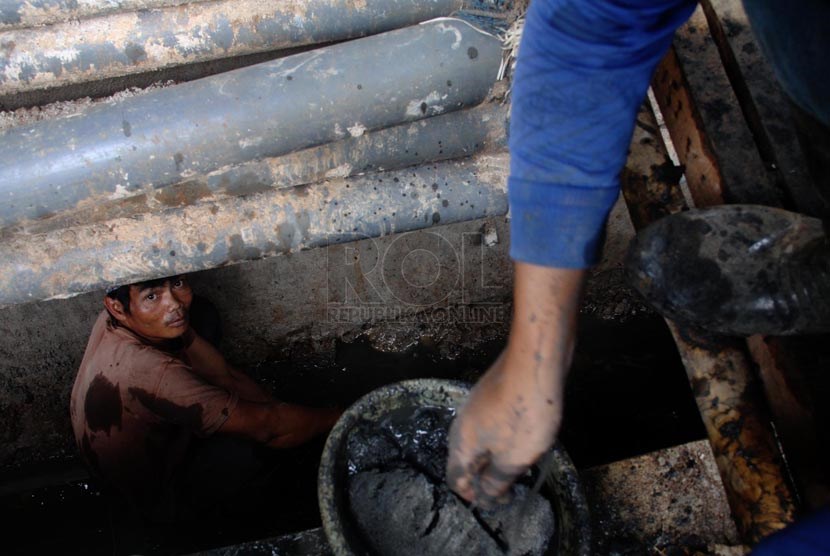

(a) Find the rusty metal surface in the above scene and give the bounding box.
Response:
[0,151,509,307]
[0,0,463,96]
[0,1,200,30]
[668,326,796,543]
[581,440,745,555]
[0,18,501,228]
[12,102,508,235]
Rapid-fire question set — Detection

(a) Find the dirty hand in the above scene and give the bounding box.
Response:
[446,350,564,507]
[446,264,584,507]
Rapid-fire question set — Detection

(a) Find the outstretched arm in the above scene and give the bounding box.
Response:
[182,328,273,403]
[145,355,341,447]
[447,0,696,505]
[181,329,342,447]
[447,264,583,505]
[219,399,341,449]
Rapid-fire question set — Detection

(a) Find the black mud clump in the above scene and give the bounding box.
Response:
[346,407,555,556]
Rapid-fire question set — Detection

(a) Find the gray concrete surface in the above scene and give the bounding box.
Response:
[193,440,746,556]
[582,440,747,554]
[0,198,641,471]
[0,215,513,469]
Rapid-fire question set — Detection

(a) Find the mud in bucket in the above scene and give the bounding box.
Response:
[318,379,591,555]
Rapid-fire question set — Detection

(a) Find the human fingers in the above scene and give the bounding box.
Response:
[446,416,487,503]
[473,458,527,509]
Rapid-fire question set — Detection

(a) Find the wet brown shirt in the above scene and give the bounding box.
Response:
[70,311,238,515]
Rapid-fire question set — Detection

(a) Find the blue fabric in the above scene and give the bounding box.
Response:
[752,506,830,555]
[508,0,696,267]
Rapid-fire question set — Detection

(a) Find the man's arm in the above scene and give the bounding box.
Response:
[218,399,341,449]
[147,355,341,447]
[508,0,695,269]
[181,328,272,403]
[447,0,696,505]
[447,264,583,505]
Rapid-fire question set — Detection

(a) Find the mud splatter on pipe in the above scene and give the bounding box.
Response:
[0,152,509,306]
[0,0,198,30]
[0,18,501,228]
[16,103,508,235]
[0,0,464,93]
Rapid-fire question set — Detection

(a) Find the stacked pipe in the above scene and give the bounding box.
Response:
[0,0,464,98]
[0,4,509,306]
[19,103,508,235]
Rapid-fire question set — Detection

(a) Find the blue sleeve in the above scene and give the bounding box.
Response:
[508,0,696,268]
[751,506,830,555]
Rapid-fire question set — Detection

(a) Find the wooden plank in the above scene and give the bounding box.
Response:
[581,440,743,553]
[622,102,797,544]
[652,6,783,208]
[701,0,825,216]
[621,103,688,228]
[747,335,830,509]
[683,0,830,510]
[651,47,726,208]
[668,326,796,542]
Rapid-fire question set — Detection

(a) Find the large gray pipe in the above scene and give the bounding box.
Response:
[0,0,463,95]
[0,0,197,29]
[0,152,509,307]
[0,18,501,228]
[0,1,199,29]
[20,103,508,235]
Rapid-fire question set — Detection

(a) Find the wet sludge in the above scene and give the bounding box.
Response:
[346,406,555,556]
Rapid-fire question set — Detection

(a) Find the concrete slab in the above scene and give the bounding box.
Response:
[582,440,747,555]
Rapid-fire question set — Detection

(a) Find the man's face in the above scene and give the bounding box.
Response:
[121,276,193,342]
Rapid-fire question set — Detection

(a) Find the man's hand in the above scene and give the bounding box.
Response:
[447,349,564,507]
[264,404,342,449]
[446,264,585,506]
[221,400,342,449]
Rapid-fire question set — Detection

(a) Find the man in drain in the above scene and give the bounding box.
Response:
[70,274,340,527]
[447,0,829,553]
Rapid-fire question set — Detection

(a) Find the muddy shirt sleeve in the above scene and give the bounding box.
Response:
[140,359,239,437]
[508,0,696,268]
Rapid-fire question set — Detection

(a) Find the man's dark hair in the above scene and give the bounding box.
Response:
[106,277,170,314]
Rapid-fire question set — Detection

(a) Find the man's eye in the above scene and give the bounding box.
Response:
[145,293,157,301]
[173,279,185,288]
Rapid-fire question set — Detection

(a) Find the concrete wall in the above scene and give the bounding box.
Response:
[0,216,513,469]
[0,193,638,471]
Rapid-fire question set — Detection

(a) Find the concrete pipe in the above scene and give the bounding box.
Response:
[0,18,501,228]
[0,151,510,307]
[0,0,463,95]
[204,103,509,195]
[18,102,508,234]
[0,0,198,30]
